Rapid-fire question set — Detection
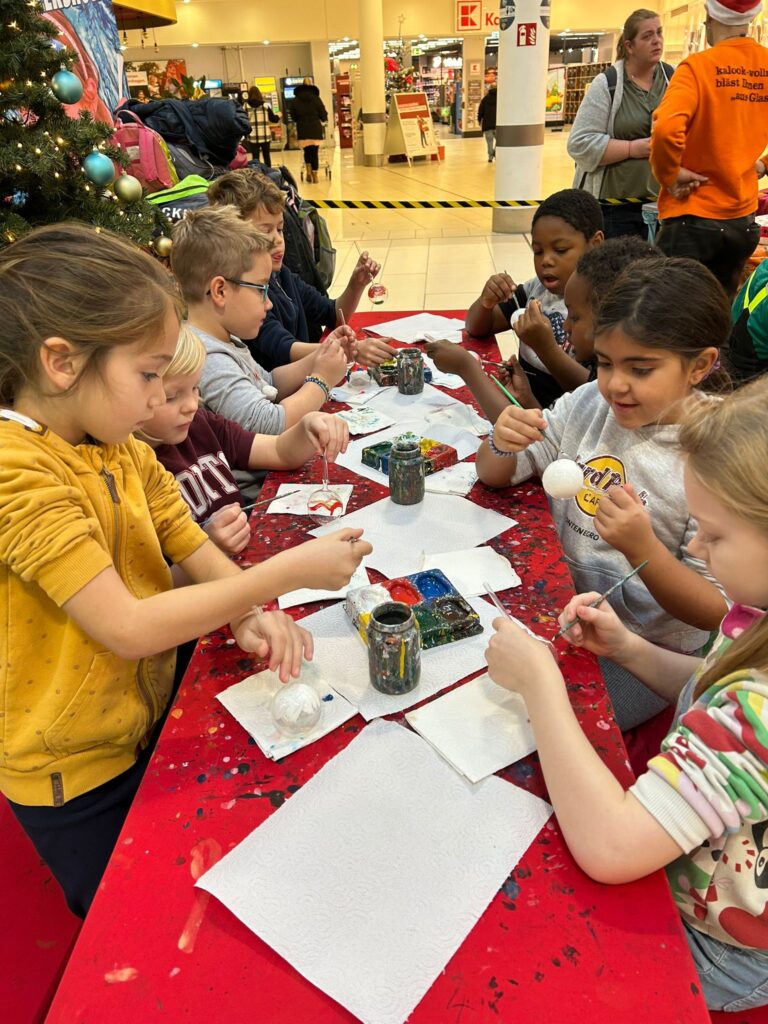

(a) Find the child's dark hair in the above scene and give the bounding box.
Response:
[532,189,604,241]
[594,257,732,392]
[576,237,659,313]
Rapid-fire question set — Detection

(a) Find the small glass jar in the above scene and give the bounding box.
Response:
[397,347,424,395]
[367,601,421,695]
[388,437,425,505]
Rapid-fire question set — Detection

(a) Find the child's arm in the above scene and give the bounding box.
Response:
[249,411,349,470]
[513,301,590,392]
[594,484,728,631]
[335,251,381,323]
[485,619,686,883]
[271,334,350,400]
[425,341,513,422]
[475,404,548,488]
[465,273,518,338]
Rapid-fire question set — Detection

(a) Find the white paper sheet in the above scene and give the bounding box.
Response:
[427,401,490,437]
[495,329,520,362]
[215,661,357,760]
[296,595,498,720]
[330,370,384,406]
[335,405,395,436]
[267,483,354,517]
[365,383,459,420]
[405,673,536,783]
[421,423,481,461]
[424,461,478,497]
[367,312,466,344]
[197,719,551,1024]
[277,564,371,610]
[421,546,521,598]
[310,493,518,580]
[421,354,465,390]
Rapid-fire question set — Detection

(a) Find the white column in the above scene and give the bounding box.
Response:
[492,0,551,232]
[357,0,387,166]
[462,35,486,136]
[310,40,334,137]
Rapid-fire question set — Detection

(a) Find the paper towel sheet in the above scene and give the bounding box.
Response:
[335,405,395,435]
[197,719,551,1024]
[366,312,465,343]
[277,564,371,610]
[424,462,478,497]
[267,483,354,517]
[421,546,521,597]
[330,370,384,406]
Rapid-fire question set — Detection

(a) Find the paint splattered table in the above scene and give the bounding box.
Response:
[45,313,710,1024]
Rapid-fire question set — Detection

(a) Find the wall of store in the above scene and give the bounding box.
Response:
[122,42,313,87]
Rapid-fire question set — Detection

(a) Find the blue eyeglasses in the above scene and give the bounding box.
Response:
[223,277,270,301]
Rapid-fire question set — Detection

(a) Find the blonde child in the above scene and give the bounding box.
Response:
[486,377,768,1011]
[208,170,394,368]
[139,325,350,555]
[170,206,351,437]
[465,188,604,407]
[0,224,371,917]
[477,258,729,729]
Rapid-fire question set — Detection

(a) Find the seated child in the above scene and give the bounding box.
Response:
[171,206,350,438]
[208,170,396,369]
[728,258,768,384]
[465,188,604,408]
[486,376,768,1013]
[139,325,349,556]
[477,257,730,730]
[427,236,658,422]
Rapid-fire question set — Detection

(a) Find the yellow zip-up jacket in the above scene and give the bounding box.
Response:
[0,413,208,806]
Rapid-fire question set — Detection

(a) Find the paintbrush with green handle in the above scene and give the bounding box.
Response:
[554,560,650,641]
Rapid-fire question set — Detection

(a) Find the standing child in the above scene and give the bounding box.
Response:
[477,258,729,729]
[139,324,350,555]
[0,223,371,917]
[208,170,394,369]
[465,188,604,407]
[486,377,768,1012]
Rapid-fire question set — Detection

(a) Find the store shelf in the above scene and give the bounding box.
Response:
[563,62,612,124]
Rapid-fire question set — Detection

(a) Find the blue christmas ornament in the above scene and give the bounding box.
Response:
[82,151,115,186]
[51,70,84,105]
[11,191,28,208]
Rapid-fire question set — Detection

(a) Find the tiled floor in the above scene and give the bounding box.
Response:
[274,127,576,312]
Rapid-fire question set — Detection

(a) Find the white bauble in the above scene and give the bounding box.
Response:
[541,459,585,500]
[270,682,322,736]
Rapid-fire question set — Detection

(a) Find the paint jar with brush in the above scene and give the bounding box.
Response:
[367,602,421,694]
[397,347,424,395]
[388,437,425,506]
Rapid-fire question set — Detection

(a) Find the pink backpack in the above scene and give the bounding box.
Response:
[112,110,178,192]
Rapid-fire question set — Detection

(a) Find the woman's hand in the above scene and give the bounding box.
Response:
[485,617,560,701]
[231,608,314,683]
[302,411,349,461]
[594,484,655,563]
[557,592,635,661]
[479,272,515,310]
[356,335,397,366]
[204,503,251,556]
[491,404,547,452]
[629,137,651,160]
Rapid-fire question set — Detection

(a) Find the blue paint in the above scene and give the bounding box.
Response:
[411,569,452,599]
[502,877,520,900]
[322,693,334,702]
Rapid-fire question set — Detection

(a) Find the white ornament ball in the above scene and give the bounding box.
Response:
[270,682,322,737]
[541,459,585,500]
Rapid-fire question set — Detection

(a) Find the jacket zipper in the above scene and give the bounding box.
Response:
[101,466,156,729]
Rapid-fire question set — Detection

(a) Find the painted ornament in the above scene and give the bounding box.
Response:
[82,151,115,186]
[368,282,388,304]
[113,173,143,204]
[541,459,585,499]
[51,69,83,105]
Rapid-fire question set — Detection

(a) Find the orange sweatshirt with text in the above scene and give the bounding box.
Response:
[651,36,768,220]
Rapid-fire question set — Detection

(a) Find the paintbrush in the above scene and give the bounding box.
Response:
[241,489,302,513]
[554,560,650,641]
[484,580,557,652]
[483,580,512,619]
[490,374,548,438]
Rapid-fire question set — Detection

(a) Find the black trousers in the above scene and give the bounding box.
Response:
[8,639,196,919]
[247,140,271,167]
[600,202,648,240]
[656,214,760,298]
[303,144,319,171]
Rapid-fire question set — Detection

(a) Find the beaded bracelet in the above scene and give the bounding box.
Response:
[487,425,516,457]
[304,374,330,400]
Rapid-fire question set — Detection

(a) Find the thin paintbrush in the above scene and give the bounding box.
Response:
[241,489,301,513]
[554,560,650,641]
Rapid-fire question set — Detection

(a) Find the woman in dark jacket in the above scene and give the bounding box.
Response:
[289,78,327,183]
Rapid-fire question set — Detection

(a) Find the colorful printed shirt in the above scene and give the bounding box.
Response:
[631,604,768,950]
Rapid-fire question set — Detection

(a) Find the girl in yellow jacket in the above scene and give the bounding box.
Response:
[0,223,371,917]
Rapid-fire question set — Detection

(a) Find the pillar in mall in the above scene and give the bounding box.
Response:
[492,0,551,232]
[462,34,486,137]
[357,0,387,166]
[310,39,334,131]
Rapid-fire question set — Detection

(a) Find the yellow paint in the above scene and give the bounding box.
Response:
[399,639,405,678]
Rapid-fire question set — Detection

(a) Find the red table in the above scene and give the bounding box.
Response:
[45,313,710,1024]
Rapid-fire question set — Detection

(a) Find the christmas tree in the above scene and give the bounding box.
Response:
[0,0,162,248]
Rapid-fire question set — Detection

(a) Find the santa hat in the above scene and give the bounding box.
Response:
[706,0,763,24]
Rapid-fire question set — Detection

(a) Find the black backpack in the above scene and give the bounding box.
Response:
[602,61,675,100]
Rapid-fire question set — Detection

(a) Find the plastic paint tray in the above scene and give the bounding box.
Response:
[361,434,458,477]
[344,569,482,650]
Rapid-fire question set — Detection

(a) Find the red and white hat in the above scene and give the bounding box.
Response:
[706,0,763,24]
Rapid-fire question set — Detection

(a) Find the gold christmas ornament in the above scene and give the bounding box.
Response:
[113,174,143,204]
[153,235,172,258]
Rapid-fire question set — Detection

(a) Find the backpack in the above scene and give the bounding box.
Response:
[164,141,227,182]
[113,110,178,192]
[602,61,675,100]
[293,197,336,291]
[146,175,210,222]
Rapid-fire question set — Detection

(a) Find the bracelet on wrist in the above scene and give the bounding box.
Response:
[304,374,330,400]
[487,426,516,458]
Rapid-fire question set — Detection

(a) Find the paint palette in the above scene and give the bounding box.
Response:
[367,359,433,387]
[361,432,458,477]
[344,569,483,650]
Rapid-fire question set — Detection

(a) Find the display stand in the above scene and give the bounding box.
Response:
[336,73,353,150]
[384,92,440,164]
[563,62,611,124]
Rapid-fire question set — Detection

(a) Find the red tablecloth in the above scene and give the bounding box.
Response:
[45,312,709,1024]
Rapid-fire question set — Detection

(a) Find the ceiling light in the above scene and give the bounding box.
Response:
[191,42,199,47]
[263,39,270,45]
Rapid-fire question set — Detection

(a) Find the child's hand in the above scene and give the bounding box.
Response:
[204,503,251,555]
[312,338,348,387]
[351,251,381,287]
[557,592,634,660]
[302,411,350,461]
[424,339,475,375]
[291,529,372,590]
[479,272,515,310]
[513,300,556,356]
[355,335,396,366]
[594,484,655,563]
[485,618,559,700]
[491,404,547,452]
[327,324,358,363]
[231,608,314,683]
[497,356,539,409]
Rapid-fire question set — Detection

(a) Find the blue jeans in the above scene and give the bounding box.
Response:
[484,130,495,160]
[684,921,768,1012]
